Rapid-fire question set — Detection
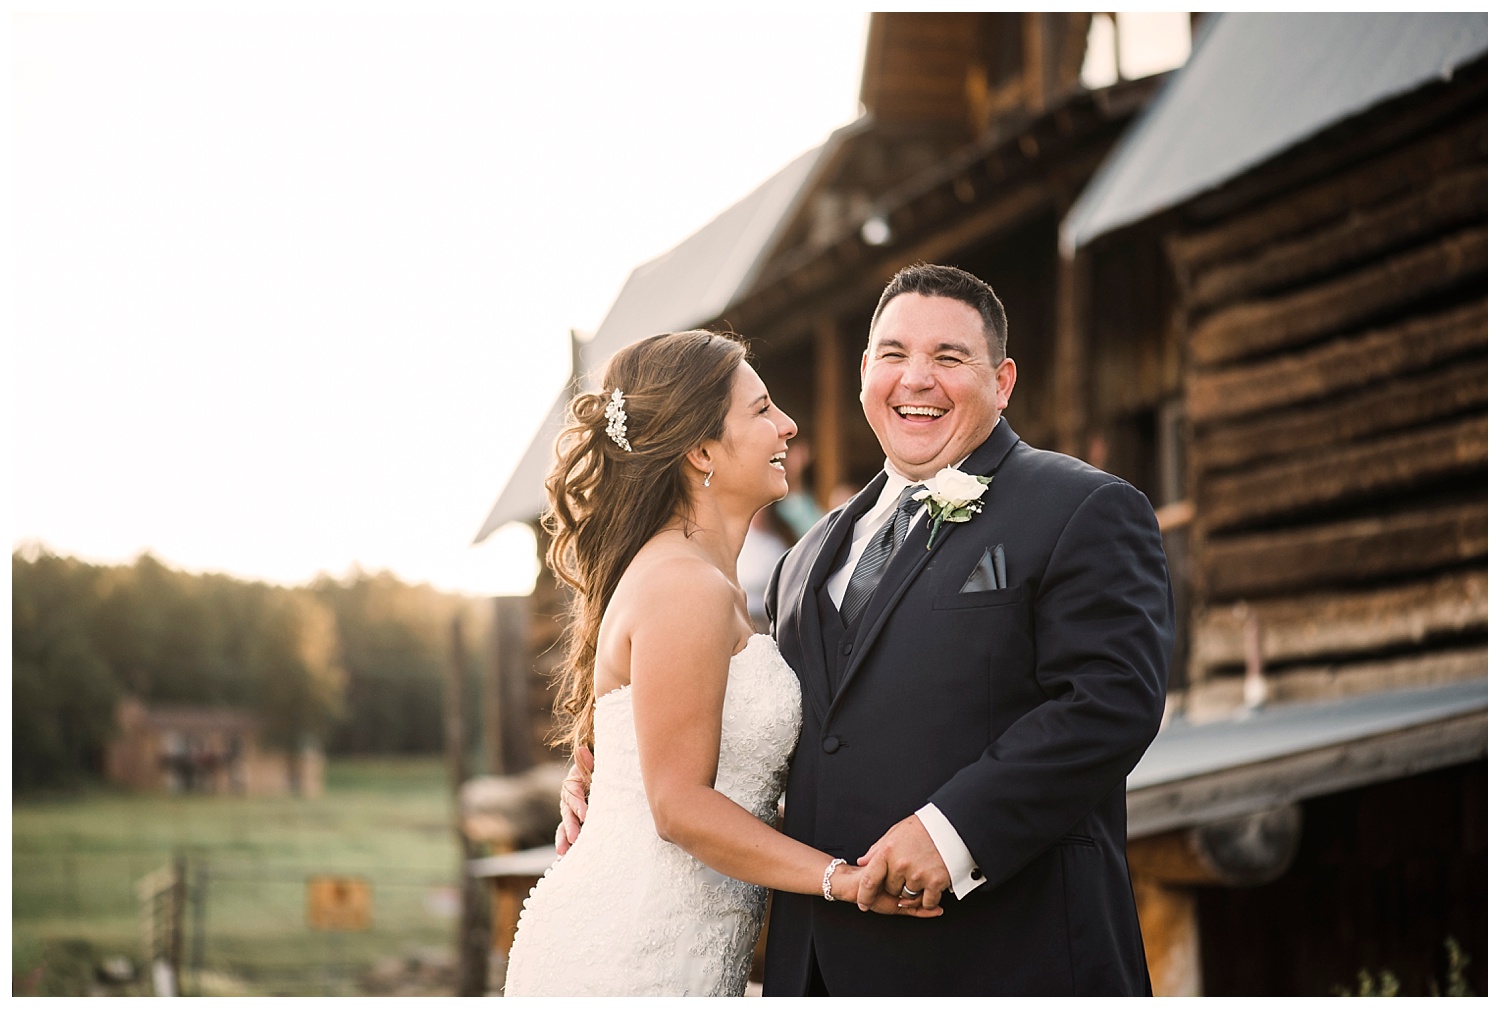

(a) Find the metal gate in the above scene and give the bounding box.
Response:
[137,856,459,996]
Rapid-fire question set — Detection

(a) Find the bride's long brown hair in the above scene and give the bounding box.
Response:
[543,331,747,752]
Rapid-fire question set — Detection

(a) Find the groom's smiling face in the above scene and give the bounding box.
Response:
[860,293,1017,482]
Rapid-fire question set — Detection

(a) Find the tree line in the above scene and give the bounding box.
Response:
[13,548,490,790]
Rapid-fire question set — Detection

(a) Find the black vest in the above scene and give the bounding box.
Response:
[816,530,866,698]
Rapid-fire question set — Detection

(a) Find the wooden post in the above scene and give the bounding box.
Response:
[814,316,847,508]
[445,616,470,799]
[448,615,492,996]
[482,605,502,776]
[136,857,186,996]
[1131,807,1304,993]
[1023,13,1045,113]
[1133,876,1202,996]
[493,595,535,775]
[1054,246,1088,459]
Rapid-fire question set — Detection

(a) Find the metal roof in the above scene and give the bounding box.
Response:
[1127,678,1487,837]
[583,143,829,376]
[1062,12,1488,252]
[472,142,834,543]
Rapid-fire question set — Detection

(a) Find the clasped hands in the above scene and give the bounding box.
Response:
[558,747,946,918]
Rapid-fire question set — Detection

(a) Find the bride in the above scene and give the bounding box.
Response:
[504,332,938,996]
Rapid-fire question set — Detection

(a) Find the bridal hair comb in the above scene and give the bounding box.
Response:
[604,388,632,452]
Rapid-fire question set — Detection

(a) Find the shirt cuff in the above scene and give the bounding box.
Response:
[915,803,986,899]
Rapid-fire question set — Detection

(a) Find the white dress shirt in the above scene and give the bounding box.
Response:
[825,461,924,609]
[826,460,987,899]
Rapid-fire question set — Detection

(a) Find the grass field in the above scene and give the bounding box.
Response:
[13,757,463,996]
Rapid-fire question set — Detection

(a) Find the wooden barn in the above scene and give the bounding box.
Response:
[1062,13,1486,996]
[473,13,1487,996]
[475,11,1172,767]
[105,697,325,798]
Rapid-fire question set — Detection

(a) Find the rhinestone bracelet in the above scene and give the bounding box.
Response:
[821,857,847,902]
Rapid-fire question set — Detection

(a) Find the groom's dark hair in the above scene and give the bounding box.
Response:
[870,263,1008,364]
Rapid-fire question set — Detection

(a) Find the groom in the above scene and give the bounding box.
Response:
[760,264,1173,995]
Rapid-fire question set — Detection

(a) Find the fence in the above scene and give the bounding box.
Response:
[13,843,460,996]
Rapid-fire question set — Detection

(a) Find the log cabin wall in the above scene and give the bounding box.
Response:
[1166,66,1486,717]
[1076,235,1190,688]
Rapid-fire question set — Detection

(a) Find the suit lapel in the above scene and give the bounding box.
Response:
[796,472,886,726]
[833,420,1022,711]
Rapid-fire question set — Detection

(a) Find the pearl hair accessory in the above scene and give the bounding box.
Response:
[604,388,632,452]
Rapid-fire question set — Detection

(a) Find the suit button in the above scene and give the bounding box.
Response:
[822,736,840,754]
[841,643,852,656]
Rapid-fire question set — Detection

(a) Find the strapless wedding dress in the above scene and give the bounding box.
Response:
[503,634,802,996]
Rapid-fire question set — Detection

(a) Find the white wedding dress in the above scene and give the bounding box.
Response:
[504,633,803,996]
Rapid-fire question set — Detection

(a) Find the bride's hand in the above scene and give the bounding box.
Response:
[555,744,595,855]
[830,863,942,918]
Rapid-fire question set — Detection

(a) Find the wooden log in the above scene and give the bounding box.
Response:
[1250,646,1488,705]
[1186,165,1487,311]
[1188,87,1487,230]
[1191,570,1487,675]
[1183,646,1487,723]
[1199,501,1486,600]
[1197,416,1487,532]
[1167,113,1486,273]
[1194,806,1304,885]
[1189,227,1487,367]
[1186,301,1486,424]
[1194,356,1486,474]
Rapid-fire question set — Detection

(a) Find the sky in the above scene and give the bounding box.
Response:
[10,9,1195,598]
[11,8,872,595]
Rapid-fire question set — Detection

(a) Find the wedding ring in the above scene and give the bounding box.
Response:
[900,885,920,898]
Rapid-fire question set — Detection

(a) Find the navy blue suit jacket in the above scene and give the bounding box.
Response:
[762,418,1172,995]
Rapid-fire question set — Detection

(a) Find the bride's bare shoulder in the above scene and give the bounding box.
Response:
[596,540,736,683]
[617,538,734,617]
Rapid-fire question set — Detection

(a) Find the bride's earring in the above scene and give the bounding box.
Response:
[703,469,713,488]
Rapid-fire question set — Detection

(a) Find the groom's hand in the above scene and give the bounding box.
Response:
[855,815,950,911]
[554,744,595,855]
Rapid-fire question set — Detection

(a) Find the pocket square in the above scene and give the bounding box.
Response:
[961,545,1006,592]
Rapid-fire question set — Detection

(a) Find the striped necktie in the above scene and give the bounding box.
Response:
[840,485,923,627]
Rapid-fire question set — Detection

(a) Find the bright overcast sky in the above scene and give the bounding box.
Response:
[12,8,870,595]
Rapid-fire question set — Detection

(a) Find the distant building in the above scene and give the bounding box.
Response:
[105,698,324,798]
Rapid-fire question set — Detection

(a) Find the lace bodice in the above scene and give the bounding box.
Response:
[504,634,802,996]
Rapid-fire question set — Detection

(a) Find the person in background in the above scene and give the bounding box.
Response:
[773,442,824,538]
[738,506,798,634]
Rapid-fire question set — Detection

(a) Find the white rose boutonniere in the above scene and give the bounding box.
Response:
[911,467,993,550]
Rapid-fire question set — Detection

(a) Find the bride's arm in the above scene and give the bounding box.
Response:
[627,561,937,916]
